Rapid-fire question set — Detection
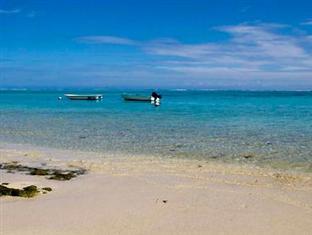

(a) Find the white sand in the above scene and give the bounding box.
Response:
[1,144,312,235]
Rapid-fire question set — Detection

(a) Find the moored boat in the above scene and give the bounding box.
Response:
[64,94,103,100]
[122,94,151,102]
[122,92,162,102]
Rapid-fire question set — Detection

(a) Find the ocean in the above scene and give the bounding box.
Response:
[0,90,312,172]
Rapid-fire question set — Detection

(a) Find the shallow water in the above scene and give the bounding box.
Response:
[0,90,312,171]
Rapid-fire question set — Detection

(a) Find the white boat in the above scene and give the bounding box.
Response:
[64,94,103,100]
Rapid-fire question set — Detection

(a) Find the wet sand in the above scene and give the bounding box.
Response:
[1,143,312,235]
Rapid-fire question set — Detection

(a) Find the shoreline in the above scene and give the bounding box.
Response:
[1,142,312,234]
[1,140,311,174]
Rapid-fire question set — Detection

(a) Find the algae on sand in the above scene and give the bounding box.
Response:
[0,185,39,198]
[0,162,87,181]
[42,187,52,192]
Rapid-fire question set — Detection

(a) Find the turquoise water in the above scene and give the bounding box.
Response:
[0,90,312,171]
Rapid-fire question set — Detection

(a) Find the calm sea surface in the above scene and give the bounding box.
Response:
[0,90,312,171]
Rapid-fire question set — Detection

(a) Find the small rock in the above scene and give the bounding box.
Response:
[42,187,52,192]
[0,185,39,198]
[162,200,167,204]
[30,168,50,176]
[242,154,255,159]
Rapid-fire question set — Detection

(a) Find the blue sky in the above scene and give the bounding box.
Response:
[1,0,312,89]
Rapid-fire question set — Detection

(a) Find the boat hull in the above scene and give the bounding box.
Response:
[122,95,151,102]
[65,94,103,100]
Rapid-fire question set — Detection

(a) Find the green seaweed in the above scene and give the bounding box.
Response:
[0,162,30,173]
[0,185,12,196]
[0,162,86,181]
[29,168,50,176]
[42,187,52,192]
[50,169,86,181]
[0,185,39,198]
[21,185,39,197]
[49,172,75,181]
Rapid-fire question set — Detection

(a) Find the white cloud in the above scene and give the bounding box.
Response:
[75,23,312,87]
[301,20,312,25]
[76,36,137,45]
[0,9,21,14]
[143,24,312,77]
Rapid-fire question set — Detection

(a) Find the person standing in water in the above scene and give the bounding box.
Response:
[151,92,161,106]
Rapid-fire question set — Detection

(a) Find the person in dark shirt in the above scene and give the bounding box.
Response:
[151,92,161,100]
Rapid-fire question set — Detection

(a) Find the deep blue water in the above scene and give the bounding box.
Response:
[0,90,312,171]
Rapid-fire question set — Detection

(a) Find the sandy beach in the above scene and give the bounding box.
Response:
[2,0,312,234]
[1,143,312,235]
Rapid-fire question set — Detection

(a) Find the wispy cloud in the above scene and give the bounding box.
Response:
[142,23,311,77]
[76,36,137,45]
[301,20,312,25]
[0,9,21,14]
[74,23,312,88]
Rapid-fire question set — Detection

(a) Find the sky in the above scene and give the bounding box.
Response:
[0,0,312,90]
